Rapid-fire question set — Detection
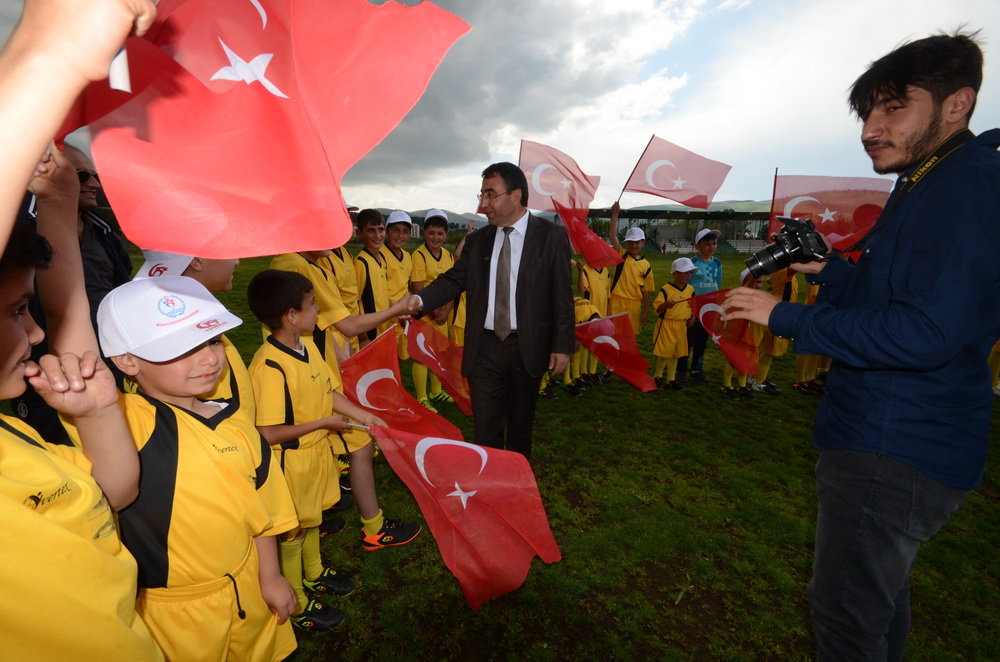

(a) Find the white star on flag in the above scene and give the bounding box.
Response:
[672,177,686,189]
[211,38,288,98]
[561,178,572,189]
[818,208,837,223]
[711,333,722,343]
[448,482,477,508]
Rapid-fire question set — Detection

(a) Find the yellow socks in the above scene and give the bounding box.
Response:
[666,358,678,382]
[654,356,667,379]
[361,509,385,537]
[279,536,306,613]
[302,527,323,582]
[412,362,429,401]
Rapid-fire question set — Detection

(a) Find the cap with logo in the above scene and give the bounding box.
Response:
[133,250,195,280]
[386,210,413,226]
[97,276,242,361]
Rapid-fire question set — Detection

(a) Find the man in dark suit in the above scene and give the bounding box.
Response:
[408,162,574,458]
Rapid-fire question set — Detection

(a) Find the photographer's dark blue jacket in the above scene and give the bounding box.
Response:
[769,129,1000,489]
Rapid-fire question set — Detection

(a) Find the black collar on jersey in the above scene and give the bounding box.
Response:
[0,418,44,449]
[845,128,975,252]
[266,334,311,363]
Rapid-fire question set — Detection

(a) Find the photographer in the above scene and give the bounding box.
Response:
[723,33,1000,660]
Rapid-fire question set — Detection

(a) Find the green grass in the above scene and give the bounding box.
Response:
[203,246,1000,661]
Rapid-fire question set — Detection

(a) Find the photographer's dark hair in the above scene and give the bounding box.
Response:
[849,31,983,122]
[0,222,52,278]
[482,162,528,207]
[247,269,313,329]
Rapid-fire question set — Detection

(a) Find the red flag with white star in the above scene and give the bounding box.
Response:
[574,313,656,392]
[518,140,600,213]
[622,135,731,209]
[370,426,561,610]
[340,329,463,441]
[768,174,893,259]
[65,0,470,257]
[688,289,759,376]
[406,318,473,416]
[552,199,622,270]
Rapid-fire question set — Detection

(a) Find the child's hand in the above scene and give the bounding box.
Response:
[324,415,351,432]
[431,308,449,325]
[363,414,387,428]
[389,296,413,319]
[466,219,476,234]
[665,300,675,309]
[259,570,296,624]
[27,351,119,418]
[29,143,79,206]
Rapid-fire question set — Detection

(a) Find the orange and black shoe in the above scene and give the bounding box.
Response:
[362,518,422,551]
[303,567,355,596]
[291,599,345,631]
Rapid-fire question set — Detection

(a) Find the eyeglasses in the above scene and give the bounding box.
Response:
[76,170,100,184]
[477,190,512,202]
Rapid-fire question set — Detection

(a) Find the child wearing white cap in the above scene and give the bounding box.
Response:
[677,228,722,384]
[651,258,697,390]
[608,202,654,335]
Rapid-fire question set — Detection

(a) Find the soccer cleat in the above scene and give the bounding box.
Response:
[739,386,757,399]
[720,386,740,399]
[792,382,817,395]
[430,391,454,403]
[327,493,355,514]
[319,516,347,538]
[759,380,783,395]
[538,384,560,400]
[690,370,709,384]
[807,379,827,394]
[600,371,613,384]
[334,455,350,475]
[565,381,585,396]
[668,380,686,391]
[362,518,422,551]
[303,568,355,596]
[578,373,598,387]
[417,397,439,413]
[654,377,667,390]
[291,599,345,631]
[339,475,353,493]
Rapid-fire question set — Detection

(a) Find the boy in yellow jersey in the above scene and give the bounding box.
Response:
[0,220,161,661]
[354,209,392,344]
[651,258,696,390]
[563,294,602,396]
[381,211,414,361]
[608,201,654,335]
[576,256,612,384]
[316,241,361,351]
[247,271,421,562]
[749,267,796,396]
[410,210,456,410]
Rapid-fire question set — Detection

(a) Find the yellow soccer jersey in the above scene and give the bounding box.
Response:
[574,297,601,324]
[411,244,455,288]
[380,245,413,303]
[317,247,360,316]
[611,247,654,300]
[655,283,694,322]
[355,248,391,341]
[81,394,298,589]
[0,416,162,661]
[581,265,610,317]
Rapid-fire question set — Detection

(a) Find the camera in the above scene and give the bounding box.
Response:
[745,216,832,278]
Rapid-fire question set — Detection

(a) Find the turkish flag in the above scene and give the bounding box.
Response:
[68,0,470,258]
[518,140,600,213]
[340,329,464,441]
[552,199,622,270]
[768,174,893,259]
[370,426,561,610]
[406,318,473,416]
[688,290,759,376]
[574,313,656,392]
[622,135,731,209]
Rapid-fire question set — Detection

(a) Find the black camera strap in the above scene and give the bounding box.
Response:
[844,128,975,252]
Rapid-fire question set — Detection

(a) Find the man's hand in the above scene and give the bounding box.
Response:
[721,286,781,327]
[548,352,569,376]
[790,261,828,275]
[29,143,78,207]
[406,294,424,314]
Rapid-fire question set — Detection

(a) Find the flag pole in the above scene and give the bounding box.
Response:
[619,134,655,201]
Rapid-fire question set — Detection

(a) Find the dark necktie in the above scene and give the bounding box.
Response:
[494,226,514,340]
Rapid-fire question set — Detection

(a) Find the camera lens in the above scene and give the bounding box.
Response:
[745,243,790,278]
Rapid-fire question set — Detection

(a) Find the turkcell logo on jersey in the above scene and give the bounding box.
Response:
[158,295,186,319]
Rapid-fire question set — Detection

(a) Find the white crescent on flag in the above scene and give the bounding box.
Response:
[698,303,727,330]
[355,368,397,410]
[414,437,488,486]
[531,163,559,196]
[645,159,677,191]
[782,195,820,218]
[592,335,620,351]
[416,332,439,364]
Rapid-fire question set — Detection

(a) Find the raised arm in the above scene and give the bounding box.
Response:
[609,201,622,251]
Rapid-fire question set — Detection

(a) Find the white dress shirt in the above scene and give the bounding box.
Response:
[484,211,528,332]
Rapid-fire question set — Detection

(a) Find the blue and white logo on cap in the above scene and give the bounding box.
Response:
[158,294,186,319]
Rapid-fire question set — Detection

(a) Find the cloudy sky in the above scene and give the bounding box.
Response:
[3,0,999,216]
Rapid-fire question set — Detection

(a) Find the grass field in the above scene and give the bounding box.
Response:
[198,242,999,661]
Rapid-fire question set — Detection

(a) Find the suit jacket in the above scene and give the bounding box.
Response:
[418,214,575,378]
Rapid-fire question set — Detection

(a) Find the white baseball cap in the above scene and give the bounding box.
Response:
[695,228,721,244]
[133,250,194,280]
[425,208,448,222]
[386,210,412,226]
[624,227,645,242]
[98,276,242,361]
[671,257,697,273]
